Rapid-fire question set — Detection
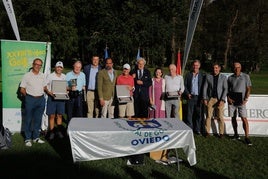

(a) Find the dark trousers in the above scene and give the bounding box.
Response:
[185,95,202,133]
[66,95,83,123]
[134,96,149,118]
[24,95,45,140]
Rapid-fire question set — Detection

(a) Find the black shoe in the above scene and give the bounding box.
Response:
[194,131,201,135]
[57,131,64,139]
[48,132,55,140]
[205,133,210,138]
[245,138,252,146]
[231,134,241,140]
[219,134,224,139]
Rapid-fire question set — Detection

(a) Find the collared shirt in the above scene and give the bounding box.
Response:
[191,73,199,95]
[165,74,185,93]
[66,71,86,91]
[116,74,134,96]
[88,66,98,90]
[20,71,46,96]
[46,71,66,91]
[228,72,252,99]
[108,69,114,82]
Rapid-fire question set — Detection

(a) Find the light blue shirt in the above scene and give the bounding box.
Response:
[108,69,114,82]
[191,74,199,95]
[66,71,86,91]
[88,67,98,90]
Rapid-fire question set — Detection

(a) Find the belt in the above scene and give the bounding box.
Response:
[26,94,44,98]
[87,89,95,92]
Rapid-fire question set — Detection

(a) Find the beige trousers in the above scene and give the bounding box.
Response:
[205,98,225,135]
[86,91,99,118]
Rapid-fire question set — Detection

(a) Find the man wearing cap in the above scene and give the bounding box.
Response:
[116,63,135,118]
[44,61,66,140]
[20,58,47,147]
[66,60,86,123]
[83,55,102,118]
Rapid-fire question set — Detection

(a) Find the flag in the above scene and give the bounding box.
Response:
[176,49,181,75]
[2,0,20,40]
[104,45,109,59]
[136,47,141,60]
[177,49,183,121]
[182,0,203,74]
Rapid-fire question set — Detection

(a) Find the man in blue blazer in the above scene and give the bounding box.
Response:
[184,60,206,135]
[83,55,102,118]
[203,62,228,138]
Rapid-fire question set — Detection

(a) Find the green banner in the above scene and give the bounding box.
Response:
[1,40,47,108]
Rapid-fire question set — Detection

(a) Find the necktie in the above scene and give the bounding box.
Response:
[138,69,142,79]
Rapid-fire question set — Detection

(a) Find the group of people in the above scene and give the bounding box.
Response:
[184,60,252,146]
[19,56,252,150]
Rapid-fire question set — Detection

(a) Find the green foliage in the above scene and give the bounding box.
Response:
[0,0,267,70]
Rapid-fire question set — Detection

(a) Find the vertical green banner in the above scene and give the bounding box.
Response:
[1,40,51,132]
[1,40,47,108]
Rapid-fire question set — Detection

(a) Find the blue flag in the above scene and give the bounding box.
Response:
[136,48,140,60]
[104,46,109,59]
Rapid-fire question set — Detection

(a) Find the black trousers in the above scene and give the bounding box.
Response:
[66,95,83,123]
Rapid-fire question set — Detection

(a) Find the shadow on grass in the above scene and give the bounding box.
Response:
[47,136,74,162]
[0,143,124,179]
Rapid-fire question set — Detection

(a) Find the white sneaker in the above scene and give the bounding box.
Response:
[33,138,45,144]
[167,156,183,164]
[126,159,132,166]
[155,160,168,166]
[25,140,32,147]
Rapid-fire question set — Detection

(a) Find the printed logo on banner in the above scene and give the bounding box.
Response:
[113,119,174,146]
[126,119,161,130]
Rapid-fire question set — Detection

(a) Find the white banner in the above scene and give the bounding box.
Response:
[68,118,197,166]
[210,95,268,136]
[2,0,20,40]
[182,0,204,74]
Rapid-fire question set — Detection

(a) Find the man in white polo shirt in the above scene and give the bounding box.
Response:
[20,58,47,147]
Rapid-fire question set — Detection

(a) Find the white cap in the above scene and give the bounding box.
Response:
[55,61,64,68]
[123,63,130,70]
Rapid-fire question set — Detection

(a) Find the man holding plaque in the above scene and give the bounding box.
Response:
[227,62,252,145]
[66,60,86,123]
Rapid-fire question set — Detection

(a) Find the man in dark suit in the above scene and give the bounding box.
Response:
[132,58,152,118]
[184,60,206,135]
[128,57,152,166]
[83,55,102,118]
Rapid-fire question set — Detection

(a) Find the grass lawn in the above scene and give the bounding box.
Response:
[1,133,268,178]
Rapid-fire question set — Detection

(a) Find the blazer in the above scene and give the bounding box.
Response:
[83,64,102,90]
[184,71,206,100]
[133,68,152,99]
[97,69,116,100]
[203,73,228,102]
